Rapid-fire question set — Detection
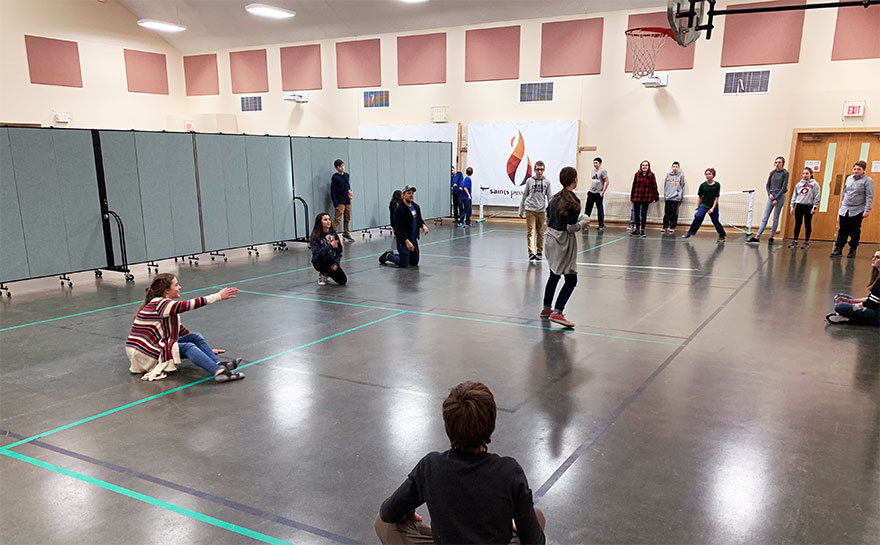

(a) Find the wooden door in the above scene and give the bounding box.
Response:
[787,131,879,243]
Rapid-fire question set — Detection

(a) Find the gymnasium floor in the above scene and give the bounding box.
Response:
[1,221,877,545]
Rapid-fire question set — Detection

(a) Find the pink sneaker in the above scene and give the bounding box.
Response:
[549,312,574,328]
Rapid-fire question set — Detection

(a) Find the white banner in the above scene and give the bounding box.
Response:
[467,120,578,207]
[358,122,459,169]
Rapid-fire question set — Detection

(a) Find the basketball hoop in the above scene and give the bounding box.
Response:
[625,27,674,79]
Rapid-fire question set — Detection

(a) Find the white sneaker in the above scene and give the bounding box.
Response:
[318,274,327,286]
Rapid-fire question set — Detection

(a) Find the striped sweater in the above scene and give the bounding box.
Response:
[125,293,222,380]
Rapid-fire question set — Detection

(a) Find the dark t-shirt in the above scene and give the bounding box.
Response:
[698,181,721,209]
[380,449,545,545]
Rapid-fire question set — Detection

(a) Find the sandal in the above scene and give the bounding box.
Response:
[222,358,242,371]
[214,369,245,382]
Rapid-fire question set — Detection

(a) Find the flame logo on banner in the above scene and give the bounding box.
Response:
[506,131,532,185]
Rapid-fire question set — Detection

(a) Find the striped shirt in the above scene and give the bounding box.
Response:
[126,293,221,380]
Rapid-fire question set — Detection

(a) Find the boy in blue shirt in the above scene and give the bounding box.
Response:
[459,167,473,226]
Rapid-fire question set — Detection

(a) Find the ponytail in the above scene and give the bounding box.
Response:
[138,273,176,313]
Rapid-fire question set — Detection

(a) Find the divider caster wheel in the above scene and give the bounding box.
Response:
[68,281,73,288]
[94,270,103,278]
[5,292,10,298]
[224,257,228,262]
[125,273,135,282]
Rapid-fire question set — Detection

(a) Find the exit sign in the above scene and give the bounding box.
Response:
[843,101,865,118]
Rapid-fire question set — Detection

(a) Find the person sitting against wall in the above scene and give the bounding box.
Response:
[826,249,880,326]
[126,274,244,382]
[310,212,347,287]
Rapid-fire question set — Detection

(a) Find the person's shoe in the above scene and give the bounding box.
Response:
[768,237,775,245]
[597,226,605,231]
[746,236,759,243]
[825,312,849,324]
[801,242,809,250]
[549,311,574,328]
[342,233,354,242]
[535,253,543,261]
[222,358,243,372]
[788,241,798,248]
[318,274,327,286]
[214,369,245,382]
[539,308,552,319]
[529,253,537,262]
[829,247,843,257]
[668,229,675,234]
[717,236,726,243]
[682,233,692,238]
[847,248,857,258]
[379,250,392,264]
[630,230,639,237]
[640,231,647,238]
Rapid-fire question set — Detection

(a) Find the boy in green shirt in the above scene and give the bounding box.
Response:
[682,167,727,242]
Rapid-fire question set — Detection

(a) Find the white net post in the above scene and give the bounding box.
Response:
[744,190,755,235]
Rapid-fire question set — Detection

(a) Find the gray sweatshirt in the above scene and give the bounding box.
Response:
[838,174,874,216]
[663,171,685,201]
[789,179,821,209]
[519,176,551,214]
[766,169,789,200]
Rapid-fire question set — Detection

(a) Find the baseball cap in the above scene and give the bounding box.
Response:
[402,185,417,193]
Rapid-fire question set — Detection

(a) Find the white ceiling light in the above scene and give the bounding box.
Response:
[399,0,430,3]
[245,4,296,19]
[137,19,186,32]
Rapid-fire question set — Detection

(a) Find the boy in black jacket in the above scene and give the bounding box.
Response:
[380,185,429,268]
[375,381,546,544]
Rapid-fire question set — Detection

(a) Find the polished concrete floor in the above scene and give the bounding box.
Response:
[1,222,877,545]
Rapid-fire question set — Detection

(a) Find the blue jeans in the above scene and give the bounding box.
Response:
[833,293,880,326]
[687,205,727,237]
[459,199,472,225]
[178,332,223,375]
[387,240,420,268]
[756,197,785,237]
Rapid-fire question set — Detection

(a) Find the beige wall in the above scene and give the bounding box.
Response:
[0,0,185,130]
[2,0,878,195]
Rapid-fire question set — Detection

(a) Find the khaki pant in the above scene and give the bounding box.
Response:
[524,210,546,255]
[374,508,545,545]
[333,204,351,235]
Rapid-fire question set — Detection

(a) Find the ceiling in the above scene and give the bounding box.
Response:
[117,0,666,54]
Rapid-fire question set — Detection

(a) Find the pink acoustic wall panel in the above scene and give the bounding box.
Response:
[184,54,219,96]
[24,35,83,88]
[624,12,695,73]
[541,18,603,77]
[123,49,168,95]
[398,33,446,85]
[336,39,381,88]
[832,5,880,61]
[230,49,269,94]
[281,44,322,91]
[465,26,521,82]
[721,0,806,67]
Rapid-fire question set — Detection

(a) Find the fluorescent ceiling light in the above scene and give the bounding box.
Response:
[137,19,186,32]
[399,0,430,3]
[245,4,296,19]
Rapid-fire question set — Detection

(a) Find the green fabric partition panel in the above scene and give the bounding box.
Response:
[376,141,394,226]
[52,129,105,272]
[291,137,312,239]
[195,134,252,251]
[100,131,148,265]
[358,140,380,229]
[427,142,448,220]
[244,137,278,244]
[0,128,30,282]
[346,139,366,232]
[265,136,295,241]
[307,138,334,224]
[134,132,202,259]
[8,128,104,277]
[415,142,432,218]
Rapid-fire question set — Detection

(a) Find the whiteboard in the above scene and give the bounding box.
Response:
[358,123,459,169]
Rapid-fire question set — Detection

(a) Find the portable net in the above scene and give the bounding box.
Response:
[625,27,674,79]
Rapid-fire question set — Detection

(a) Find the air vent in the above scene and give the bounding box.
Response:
[723,70,771,95]
[520,82,554,103]
[240,96,263,112]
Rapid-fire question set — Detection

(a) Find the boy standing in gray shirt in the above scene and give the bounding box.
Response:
[519,160,551,262]
[662,161,685,233]
[585,157,609,231]
[831,160,874,258]
[747,156,789,244]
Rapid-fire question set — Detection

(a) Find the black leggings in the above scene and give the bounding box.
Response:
[792,203,813,241]
[585,192,605,227]
[316,265,347,285]
[632,201,650,231]
[543,273,577,312]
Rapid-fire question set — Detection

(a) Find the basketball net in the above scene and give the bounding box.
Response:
[625,27,673,79]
